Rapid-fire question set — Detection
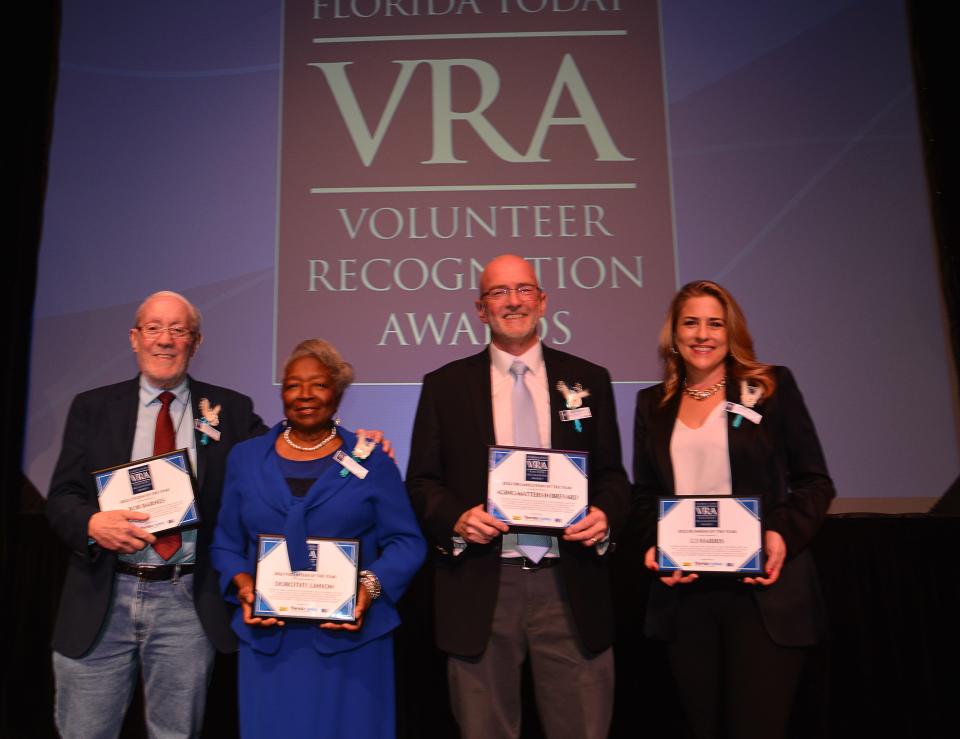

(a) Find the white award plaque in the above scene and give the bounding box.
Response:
[487,446,589,532]
[657,497,763,575]
[93,449,199,535]
[254,535,360,623]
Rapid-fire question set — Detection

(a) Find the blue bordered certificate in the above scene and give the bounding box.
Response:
[487,446,588,532]
[93,449,199,535]
[253,535,360,622]
[657,497,763,575]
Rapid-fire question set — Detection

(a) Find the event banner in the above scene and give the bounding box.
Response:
[276,0,675,382]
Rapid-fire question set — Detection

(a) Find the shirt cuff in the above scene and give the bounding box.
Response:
[595,528,611,556]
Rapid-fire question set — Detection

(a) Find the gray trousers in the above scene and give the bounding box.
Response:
[447,563,614,739]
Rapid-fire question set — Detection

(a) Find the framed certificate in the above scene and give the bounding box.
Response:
[93,449,199,535]
[487,446,588,533]
[657,497,764,575]
[253,535,360,623]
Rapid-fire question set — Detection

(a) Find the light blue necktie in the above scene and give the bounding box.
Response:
[510,360,551,563]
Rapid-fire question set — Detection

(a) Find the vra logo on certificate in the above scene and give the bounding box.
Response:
[128,465,154,495]
[694,501,719,528]
[525,454,550,483]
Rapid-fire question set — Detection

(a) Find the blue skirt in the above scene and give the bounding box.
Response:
[238,626,395,739]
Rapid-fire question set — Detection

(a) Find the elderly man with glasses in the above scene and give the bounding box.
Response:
[46,290,267,739]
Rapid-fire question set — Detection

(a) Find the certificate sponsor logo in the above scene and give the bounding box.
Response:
[128,465,154,495]
[694,501,719,528]
[525,454,549,483]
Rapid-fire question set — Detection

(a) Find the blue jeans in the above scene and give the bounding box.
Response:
[53,571,215,739]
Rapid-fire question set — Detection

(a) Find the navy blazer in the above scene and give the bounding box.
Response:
[406,345,631,657]
[632,366,835,647]
[210,425,426,655]
[46,376,266,657]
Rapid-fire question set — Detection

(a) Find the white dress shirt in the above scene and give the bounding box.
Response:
[489,342,560,559]
[120,376,198,565]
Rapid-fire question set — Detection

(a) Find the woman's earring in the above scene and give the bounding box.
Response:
[334,416,342,426]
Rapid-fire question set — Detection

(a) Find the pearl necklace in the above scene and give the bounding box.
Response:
[682,377,726,401]
[283,426,337,452]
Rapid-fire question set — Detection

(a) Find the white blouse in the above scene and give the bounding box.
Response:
[670,402,732,496]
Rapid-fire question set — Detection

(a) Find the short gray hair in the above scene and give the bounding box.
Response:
[282,339,354,397]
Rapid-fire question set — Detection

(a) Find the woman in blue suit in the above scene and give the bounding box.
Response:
[633,281,835,739]
[211,339,426,738]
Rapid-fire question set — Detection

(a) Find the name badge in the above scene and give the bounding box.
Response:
[194,420,221,440]
[559,407,592,422]
[724,402,762,425]
[334,449,368,479]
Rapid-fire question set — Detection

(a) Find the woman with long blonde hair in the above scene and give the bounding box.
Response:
[633,280,835,739]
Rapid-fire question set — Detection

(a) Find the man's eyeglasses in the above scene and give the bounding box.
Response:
[480,286,541,301]
[137,325,193,340]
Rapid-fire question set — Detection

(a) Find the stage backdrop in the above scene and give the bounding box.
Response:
[26,0,957,511]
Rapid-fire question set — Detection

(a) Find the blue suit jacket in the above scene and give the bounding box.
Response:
[210,424,426,655]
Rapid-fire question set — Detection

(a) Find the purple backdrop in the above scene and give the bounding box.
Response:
[27,0,957,511]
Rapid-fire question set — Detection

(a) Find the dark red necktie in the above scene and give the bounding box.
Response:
[152,391,181,560]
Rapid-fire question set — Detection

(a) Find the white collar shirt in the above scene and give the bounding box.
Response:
[489,341,559,558]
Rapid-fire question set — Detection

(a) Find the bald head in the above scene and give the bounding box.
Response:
[479,254,539,297]
[133,291,202,334]
[476,254,546,355]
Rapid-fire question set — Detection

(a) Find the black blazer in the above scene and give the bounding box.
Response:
[46,376,266,657]
[632,366,835,647]
[406,345,631,657]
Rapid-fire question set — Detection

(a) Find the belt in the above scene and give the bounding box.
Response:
[501,556,559,571]
[115,562,195,580]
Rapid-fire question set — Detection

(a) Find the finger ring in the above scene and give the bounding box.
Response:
[588,537,596,544]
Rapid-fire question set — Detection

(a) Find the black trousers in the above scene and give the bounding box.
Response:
[666,581,808,739]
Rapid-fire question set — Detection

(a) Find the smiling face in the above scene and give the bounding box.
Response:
[281,356,339,437]
[128,294,200,389]
[475,254,546,355]
[674,295,729,385]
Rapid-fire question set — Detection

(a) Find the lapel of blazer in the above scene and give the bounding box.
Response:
[188,377,208,491]
[468,348,495,446]
[542,346,564,448]
[725,377,747,493]
[652,388,680,494]
[724,376,772,495]
[252,425,355,516]
[111,378,141,463]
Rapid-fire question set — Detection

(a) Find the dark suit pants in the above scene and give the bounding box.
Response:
[665,581,807,739]
[447,562,613,739]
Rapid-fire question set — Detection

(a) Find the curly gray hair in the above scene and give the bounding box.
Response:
[282,339,354,398]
